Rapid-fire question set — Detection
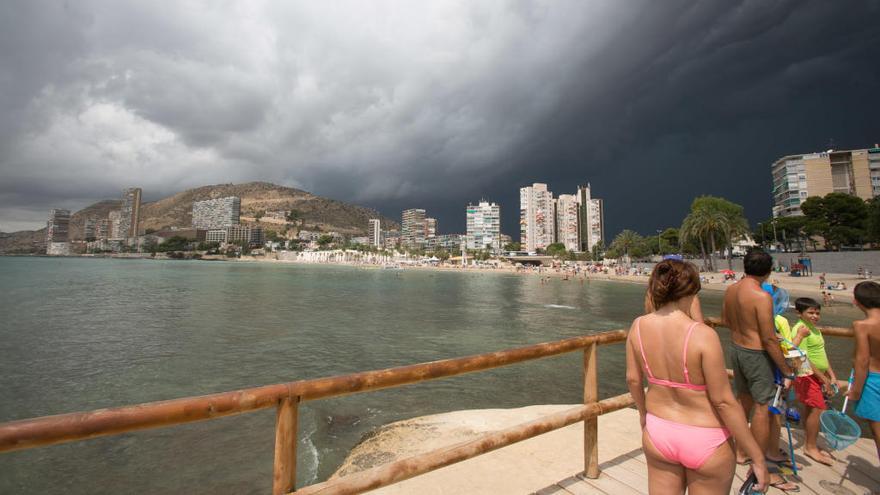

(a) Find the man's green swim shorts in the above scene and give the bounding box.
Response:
[731,343,776,404]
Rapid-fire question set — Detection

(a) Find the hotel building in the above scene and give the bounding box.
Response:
[46,209,70,243]
[555,194,580,252]
[466,201,501,251]
[108,210,124,239]
[46,209,71,255]
[772,146,880,218]
[576,183,604,252]
[520,183,555,252]
[401,208,427,249]
[118,187,142,238]
[192,196,241,229]
[368,219,381,247]
[425,217,437,243]
[206,225,263,247]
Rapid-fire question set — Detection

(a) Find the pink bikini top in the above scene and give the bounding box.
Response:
[636,317,707,391]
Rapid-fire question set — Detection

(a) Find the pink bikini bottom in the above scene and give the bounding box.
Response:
[644,413,731,470]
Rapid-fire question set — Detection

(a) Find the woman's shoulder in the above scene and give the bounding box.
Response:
[689,321,721,348]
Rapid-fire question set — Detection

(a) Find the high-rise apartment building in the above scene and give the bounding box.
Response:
[94,218,110,240]
[772,146,880,218]
[46,209,71,255]
[368,219,381,247]
[118,187,142,238]
[108,210,124,239]
[871,147,880,197]
[520,183,554,251]
[192,196,241,229]
[401,208,427,249]
[576,184,604,252]
[555,194,580,252]
[466,201,501,251]
[425,217,437,242]
[46,209,70,243]
[83,217,97,240]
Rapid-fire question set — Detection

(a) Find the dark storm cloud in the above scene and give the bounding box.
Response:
[0,1,878,235]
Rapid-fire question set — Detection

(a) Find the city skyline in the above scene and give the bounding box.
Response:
[1,2,879,238]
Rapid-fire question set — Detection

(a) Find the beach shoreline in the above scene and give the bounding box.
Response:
[249,254,861,304]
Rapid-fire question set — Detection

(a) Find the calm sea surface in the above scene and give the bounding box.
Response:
[0,257,862,494]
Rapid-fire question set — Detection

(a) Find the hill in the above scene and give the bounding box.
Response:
[140,182,398,234]
[0,182,398,253]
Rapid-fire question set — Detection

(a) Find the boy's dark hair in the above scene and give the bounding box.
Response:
[854,281,880,309]
[743,248,773,277]
[795,297,821,313]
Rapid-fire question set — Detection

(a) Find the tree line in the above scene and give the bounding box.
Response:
[605,193,880,270]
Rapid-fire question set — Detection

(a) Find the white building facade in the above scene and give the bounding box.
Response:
[576,184,604,252]
[555,194,580,252]
[368,219,381,247]
[520,183,554,252]
[192,196,241,230]
[466,201,501,251]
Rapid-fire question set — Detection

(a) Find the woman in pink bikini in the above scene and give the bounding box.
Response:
[626,260,769,494]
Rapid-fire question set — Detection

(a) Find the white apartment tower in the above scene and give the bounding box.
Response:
[576,184,605,252]
[555,194,580,252]
[108,210,124,239]
[425,217,437,241]
[119,187,142,238]
[192,196,241,230]
[520,183,554,251]
[368,219,381,247]
[401,208,427,249]
[466,201,501,251]
[46,209,71,255]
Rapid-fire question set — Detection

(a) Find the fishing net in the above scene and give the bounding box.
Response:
[819,410,860,451]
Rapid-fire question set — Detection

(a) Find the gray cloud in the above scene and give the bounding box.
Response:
[1,0,878,235]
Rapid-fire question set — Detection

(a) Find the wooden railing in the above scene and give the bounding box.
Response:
[0,321,854,494]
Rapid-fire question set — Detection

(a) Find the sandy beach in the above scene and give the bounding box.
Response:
[253,254,863,305]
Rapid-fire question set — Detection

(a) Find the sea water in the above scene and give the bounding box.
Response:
[0,257,860,494]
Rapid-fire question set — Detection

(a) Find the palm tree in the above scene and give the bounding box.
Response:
[720,214,750,270]
[611,230,643,266]
[681,209,727,271]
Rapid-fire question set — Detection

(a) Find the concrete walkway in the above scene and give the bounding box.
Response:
[361,408,879,494]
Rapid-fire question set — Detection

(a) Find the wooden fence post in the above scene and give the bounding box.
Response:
[583,342,599,479]
[273,395,300,495]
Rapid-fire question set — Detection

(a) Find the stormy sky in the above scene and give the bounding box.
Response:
[1,1,879,238]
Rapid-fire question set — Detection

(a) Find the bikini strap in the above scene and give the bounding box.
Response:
[635,317,654,379]
[682,322,699,384]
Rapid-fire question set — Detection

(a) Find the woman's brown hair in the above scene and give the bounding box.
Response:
[647,259,701,310]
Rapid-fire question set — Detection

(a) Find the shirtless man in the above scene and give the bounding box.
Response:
[722,249,797,490]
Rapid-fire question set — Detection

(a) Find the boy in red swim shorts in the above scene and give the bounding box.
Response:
[791,297,838,466]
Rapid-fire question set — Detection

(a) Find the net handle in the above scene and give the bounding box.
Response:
[841,369,855,413]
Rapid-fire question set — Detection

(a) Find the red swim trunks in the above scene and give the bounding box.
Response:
[794,375,827,409]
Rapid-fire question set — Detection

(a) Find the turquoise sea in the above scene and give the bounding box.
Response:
[0,257,862,494]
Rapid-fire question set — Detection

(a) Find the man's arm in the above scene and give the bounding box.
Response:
[755,295,793,376]
[849,321,870,401]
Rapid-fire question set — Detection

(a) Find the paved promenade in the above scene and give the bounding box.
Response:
[361,407,879,494]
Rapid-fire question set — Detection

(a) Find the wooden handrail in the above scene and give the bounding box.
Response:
[0,330,627,454]
[0,319,855,494]
[296,393,636,495]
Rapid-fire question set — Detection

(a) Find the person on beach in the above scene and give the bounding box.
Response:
[791,297,837,466]
[721,249,798,491]
[644,291,704,322]
[627,259,769,494]
[790,298,838,466]
[849,281,880,461]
